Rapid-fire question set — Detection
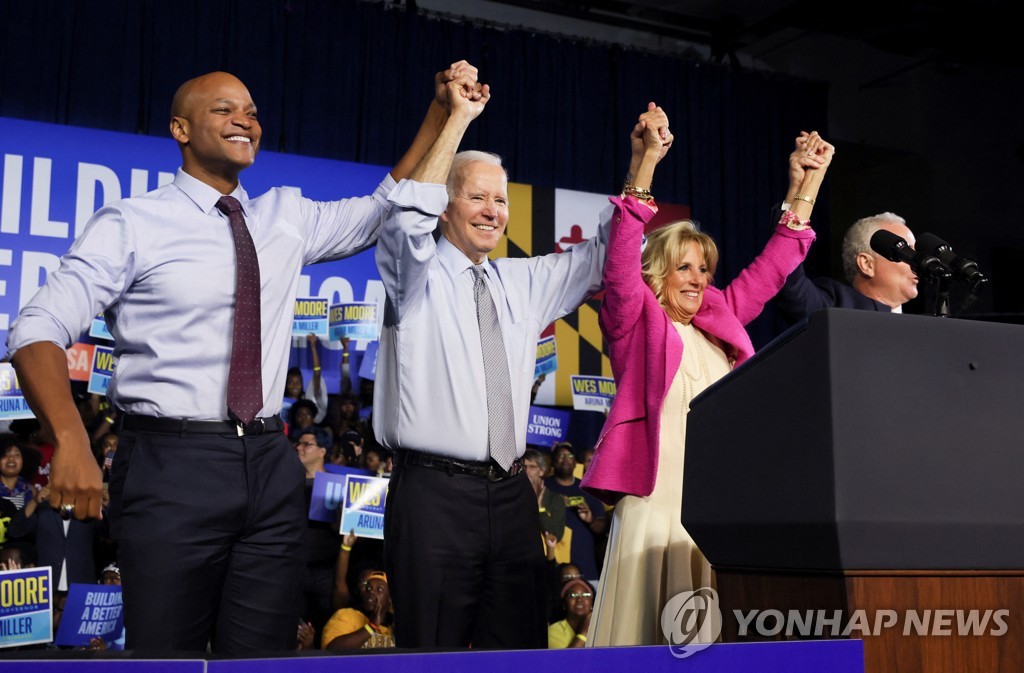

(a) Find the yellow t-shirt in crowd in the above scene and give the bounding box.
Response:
[321,608,395,649]
[548,619,577,648]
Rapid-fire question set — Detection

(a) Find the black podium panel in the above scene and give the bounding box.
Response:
[683,308,1024,570]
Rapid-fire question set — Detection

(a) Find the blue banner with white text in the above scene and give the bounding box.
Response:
[0,116,389,396]
[54,583,124,649]
[526,405,571,446]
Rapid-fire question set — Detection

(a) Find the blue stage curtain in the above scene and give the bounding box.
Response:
[0,0,827,346]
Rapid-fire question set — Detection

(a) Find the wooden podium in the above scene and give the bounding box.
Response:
[682,309,1024,673]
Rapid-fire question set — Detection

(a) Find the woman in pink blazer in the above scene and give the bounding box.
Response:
[581,115,834,646]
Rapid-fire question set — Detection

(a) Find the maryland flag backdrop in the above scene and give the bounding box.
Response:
[498,182,690,407]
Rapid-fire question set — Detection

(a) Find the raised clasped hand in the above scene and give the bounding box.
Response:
[632,101,674,162]
[789,131,836,187]
[799,131,835,166]
[446,77,490,122]
[435,60,488,113]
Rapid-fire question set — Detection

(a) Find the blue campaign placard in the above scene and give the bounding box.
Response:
[88,313,114,341]
[328,302,379,341]
[358,341,379,381]
[0,363,33,421]
[534,335,558,378]
[340,474,389,539]
[293,297,329,338]
[526,405,571,445]
[87,345,116,395]
[570,375,617,412]
[280,396,296,425]
[0,566,52,649]
[309,466,374,523]
[54,583,124,649]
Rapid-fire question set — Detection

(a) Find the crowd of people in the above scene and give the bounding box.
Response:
[1,55,925,656]
[1,418,120,651]
[1,402,606,652]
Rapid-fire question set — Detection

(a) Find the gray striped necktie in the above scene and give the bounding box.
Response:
[471,265,517,470]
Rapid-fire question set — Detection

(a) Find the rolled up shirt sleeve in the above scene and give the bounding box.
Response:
[375,179,449,325]
[6,204,136,358]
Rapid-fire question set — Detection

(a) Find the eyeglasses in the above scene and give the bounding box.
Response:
[568,592,593,599]
[562,573,582,581]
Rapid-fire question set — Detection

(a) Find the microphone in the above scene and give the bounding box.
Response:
[869,229,951,280]
[916,232,989,291]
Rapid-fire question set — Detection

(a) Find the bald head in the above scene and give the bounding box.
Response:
[168,72,260,192]
[170,71,250,119]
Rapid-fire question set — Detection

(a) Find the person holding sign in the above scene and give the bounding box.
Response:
[284,334,329,426]
[581,112,834,646]
[5,62,488,654]
[373,77,668,645]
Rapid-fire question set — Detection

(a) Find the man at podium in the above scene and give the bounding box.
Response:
[774,139,919,320]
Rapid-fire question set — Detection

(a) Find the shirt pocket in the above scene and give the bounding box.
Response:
[505,314,541,375]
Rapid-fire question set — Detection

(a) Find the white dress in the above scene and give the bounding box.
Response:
[589,322,732,646]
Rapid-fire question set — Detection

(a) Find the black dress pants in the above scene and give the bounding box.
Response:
[384,460,547,649]
[107,428,306,654]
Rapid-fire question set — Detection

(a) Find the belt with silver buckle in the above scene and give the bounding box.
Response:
[396,450,524,481]
[120,415,284,436]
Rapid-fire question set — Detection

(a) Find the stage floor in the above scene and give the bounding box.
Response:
[1,640,864,672]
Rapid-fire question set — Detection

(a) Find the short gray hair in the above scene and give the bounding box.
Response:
[447,150,506,199]
[524,448,550,472]
[841,212,908,282]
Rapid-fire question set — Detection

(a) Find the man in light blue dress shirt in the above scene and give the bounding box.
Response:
[6,64,484,653]
[373,77,613,649]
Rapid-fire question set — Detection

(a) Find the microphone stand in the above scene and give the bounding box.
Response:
[953,276,990,316]
[931,275,951,317]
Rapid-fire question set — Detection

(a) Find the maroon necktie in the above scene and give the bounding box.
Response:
[216,195,263,425]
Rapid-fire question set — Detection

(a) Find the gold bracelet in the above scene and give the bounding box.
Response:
[341,544,352,552]
[575,633,588,642]
[623,185,653,202]
[793,193,816,205]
